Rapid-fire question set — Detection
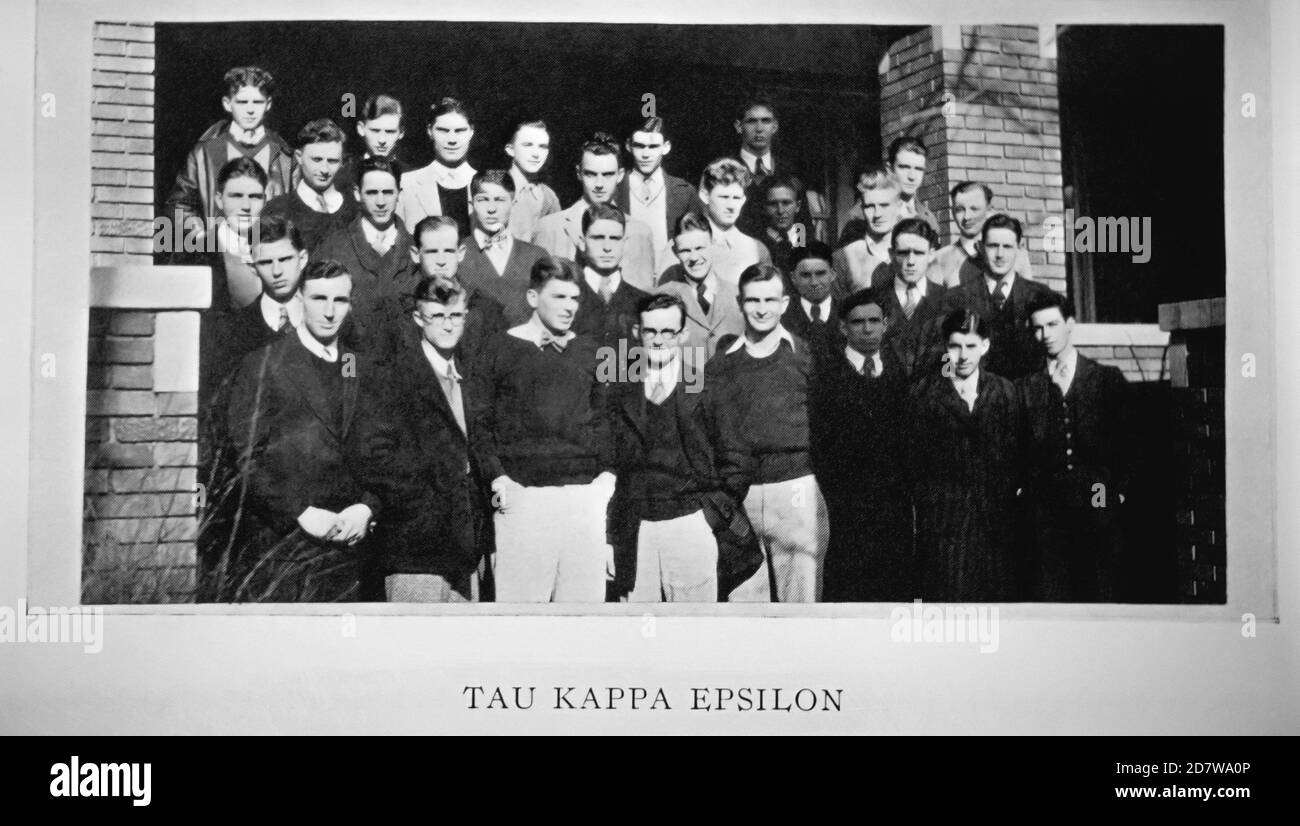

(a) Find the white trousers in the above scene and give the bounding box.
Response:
[628,509,719,603]
[731,474,830,603]
[493,479,613,603]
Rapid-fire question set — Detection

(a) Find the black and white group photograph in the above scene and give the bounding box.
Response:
[75,18,1229,609]
[2,0,1294,747]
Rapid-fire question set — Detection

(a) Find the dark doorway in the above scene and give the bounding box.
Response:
[155,21,911,229]
[1057,25,1225,322]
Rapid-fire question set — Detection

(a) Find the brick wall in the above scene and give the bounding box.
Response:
[92,22,155,268]
[84,307,199,604]
[880,25,1066,294]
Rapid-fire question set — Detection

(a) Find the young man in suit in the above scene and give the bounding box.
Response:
[406,214,506,368]
[1019,291,1131,602]
[572,203,650,352]
[607,292,723,603]
[904,308,1024,602]
[465,256,616,603]
[165,66,294,248]
[701,263,828,602]
[949,213,1053,380]
[732,98,827,242]
[698,157,772,288]
[656,213,745,359]
[313,156,418,359]
[810,288,912,601]
[781,241,842,361]
[455,169,551,326]
[182,156,268,313]
[931,181,1033,287]
[263,118,357,254]
[833,168,901,295]
[221,260,385,602]
[615,117,697,277]
[396,97,477,235]
[878,218,951,382]
[367,277,486,602]
[759,175,806,276]
[531,131,657,291]
[505,119,561,241]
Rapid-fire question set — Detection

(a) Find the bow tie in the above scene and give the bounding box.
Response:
[537,331,570,353]
[236,129,260,147]
[481,232,509,251]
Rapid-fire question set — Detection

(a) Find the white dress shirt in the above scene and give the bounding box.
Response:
[584,266,622,299]
[895,274,929,308]
[985,271,1018,300]
[296,179,343,214]
[296,322,338,362]
[507,316,576,348]
[845,346,884,377]
[259,293,303,332]
[361,218,398,255]
[430,161,476,190]
[644,354,682,403]
[801,296,833,323]
[725,325,797,358]
[952,369,980,411]
[739,148,774,176]
[1048,347,1078,396]
[474,227,515,275]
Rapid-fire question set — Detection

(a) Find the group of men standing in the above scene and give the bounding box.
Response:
[176,67,1131,605]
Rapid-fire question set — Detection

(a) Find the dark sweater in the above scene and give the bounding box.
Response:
[702,335,815,494]
[625,388,709,521]
[466,331,613,487]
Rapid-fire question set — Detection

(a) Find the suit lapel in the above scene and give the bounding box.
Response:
[562,205,584,253]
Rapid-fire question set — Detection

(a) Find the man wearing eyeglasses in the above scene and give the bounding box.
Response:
[606,292,721,602]
[365,276,485,602]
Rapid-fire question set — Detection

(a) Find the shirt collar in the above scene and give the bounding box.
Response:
[739,148,772,174]
[420,338,460,380]
[228,122,266,145]
[473,226,513,252]
[1048,347,1078,378]
[801,296,833,320]
[584,266,622,296]
[259,292,303,331]
[986,271,1017,295]
[957,236,980,258]
[361,218,397,247]
[953,368,980,394]
[895,275,928,298]
[431,161,475,190]
[631,167,664,185]
[708,217,742,243]
[725,325,796,356]
[509,165,534,193]
[844,346,883,376]
[645,354,682,395]
[296,321,338,362]
[297,179,342,213]
[508,316,577,347]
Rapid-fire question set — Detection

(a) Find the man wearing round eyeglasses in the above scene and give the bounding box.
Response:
[606,292,721,603]
[364,277,485,602]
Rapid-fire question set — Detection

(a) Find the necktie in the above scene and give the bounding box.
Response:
[537,331,569,353]
[754,157,768,178]
[277,305,289,331]
[316,193,329,213]
[372,231,391,256]
[1051,359,1070,394]
[636,175,653,205]
[993,280,1009,311]
[649,377,672,405]
[696,281,711,315]
[441,365,467,434]
[598,277,613,304]
[810,302,823,323]
[903,284,919,319]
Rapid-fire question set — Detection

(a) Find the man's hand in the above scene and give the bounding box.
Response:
[334,504,374,545]
[297,506,341,541]
[491,475,524,512]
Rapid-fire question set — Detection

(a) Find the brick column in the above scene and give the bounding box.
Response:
[83,268,208,604]
[92,21,155,268]
[879,24,1066,294]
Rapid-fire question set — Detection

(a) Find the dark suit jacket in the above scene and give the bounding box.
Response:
[366,333,486,582]
[904,370,1025,601]
[781,297,843,363]
[573,276,650,353]
[734,153,815,239]
[1017,354,1130,600]
[948,272,1053,380]
[878,279,952,381]
[456,237,550,327]
[606,379,720,595]
[312,217,419,356]
[614,171,698,238]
